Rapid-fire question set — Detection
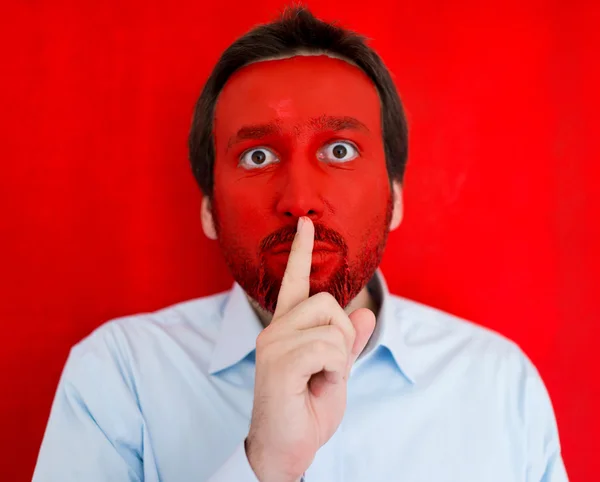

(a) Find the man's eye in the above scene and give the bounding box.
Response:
[239,148,279,169]
[317,141,359,163]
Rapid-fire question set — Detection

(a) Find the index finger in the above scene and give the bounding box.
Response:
[273,216,315,320]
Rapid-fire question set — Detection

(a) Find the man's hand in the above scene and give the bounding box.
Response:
[245,216,376,482]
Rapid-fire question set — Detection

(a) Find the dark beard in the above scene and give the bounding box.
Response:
[213,198,392,314]
[254,250,353,314]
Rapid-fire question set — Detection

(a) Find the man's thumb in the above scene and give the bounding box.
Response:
[348,308,376,364]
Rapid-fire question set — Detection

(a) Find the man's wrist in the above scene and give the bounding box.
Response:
[244,436,304,482]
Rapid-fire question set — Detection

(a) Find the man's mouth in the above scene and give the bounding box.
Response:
[270,240,339,254]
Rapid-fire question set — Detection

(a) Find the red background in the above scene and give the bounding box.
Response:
[1,1,598,480]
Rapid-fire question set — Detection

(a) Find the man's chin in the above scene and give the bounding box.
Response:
[307,277,341,297]
[230,250,378,314]
[246,262,351,314]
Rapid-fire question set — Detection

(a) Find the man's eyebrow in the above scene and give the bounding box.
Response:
[227,122,282,151]
[307,115,370,134]
[226,115,370,152]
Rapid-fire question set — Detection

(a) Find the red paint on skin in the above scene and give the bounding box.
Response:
[212,55,393,313]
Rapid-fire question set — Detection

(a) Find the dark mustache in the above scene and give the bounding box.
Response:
[260,222,347,253]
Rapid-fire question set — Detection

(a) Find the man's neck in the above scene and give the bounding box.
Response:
[247,283,380,329]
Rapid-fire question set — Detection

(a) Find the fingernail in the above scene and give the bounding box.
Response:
[297,217,304,232]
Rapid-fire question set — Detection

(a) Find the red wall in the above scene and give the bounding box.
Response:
[1,1,598,480]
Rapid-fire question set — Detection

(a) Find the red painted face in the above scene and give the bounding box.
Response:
[212,55,392,313]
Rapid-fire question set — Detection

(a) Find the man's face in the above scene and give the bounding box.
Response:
[210,55,394,313]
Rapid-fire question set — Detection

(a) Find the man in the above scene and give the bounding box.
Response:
[34,6,568,482]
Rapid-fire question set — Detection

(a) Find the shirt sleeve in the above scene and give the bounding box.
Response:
[523,356,569,482]
[33,331,145,482]
[207,440,260,482]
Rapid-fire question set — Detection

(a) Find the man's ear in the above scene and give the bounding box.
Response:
[201,196,218,240]
[389,181,404,231]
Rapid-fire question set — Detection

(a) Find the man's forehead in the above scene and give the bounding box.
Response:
[214,54,381,130]
[218,54,373,97]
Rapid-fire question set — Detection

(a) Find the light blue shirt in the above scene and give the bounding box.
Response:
[34,269,568,481]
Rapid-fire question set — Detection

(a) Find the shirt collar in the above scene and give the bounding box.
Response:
[360,268,416,384]
[208,282,263,375]
[209,268,416,384]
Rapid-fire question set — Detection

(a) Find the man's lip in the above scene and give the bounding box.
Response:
[270,241,339,254]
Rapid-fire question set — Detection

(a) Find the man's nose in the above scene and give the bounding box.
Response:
[275,159,325,221]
